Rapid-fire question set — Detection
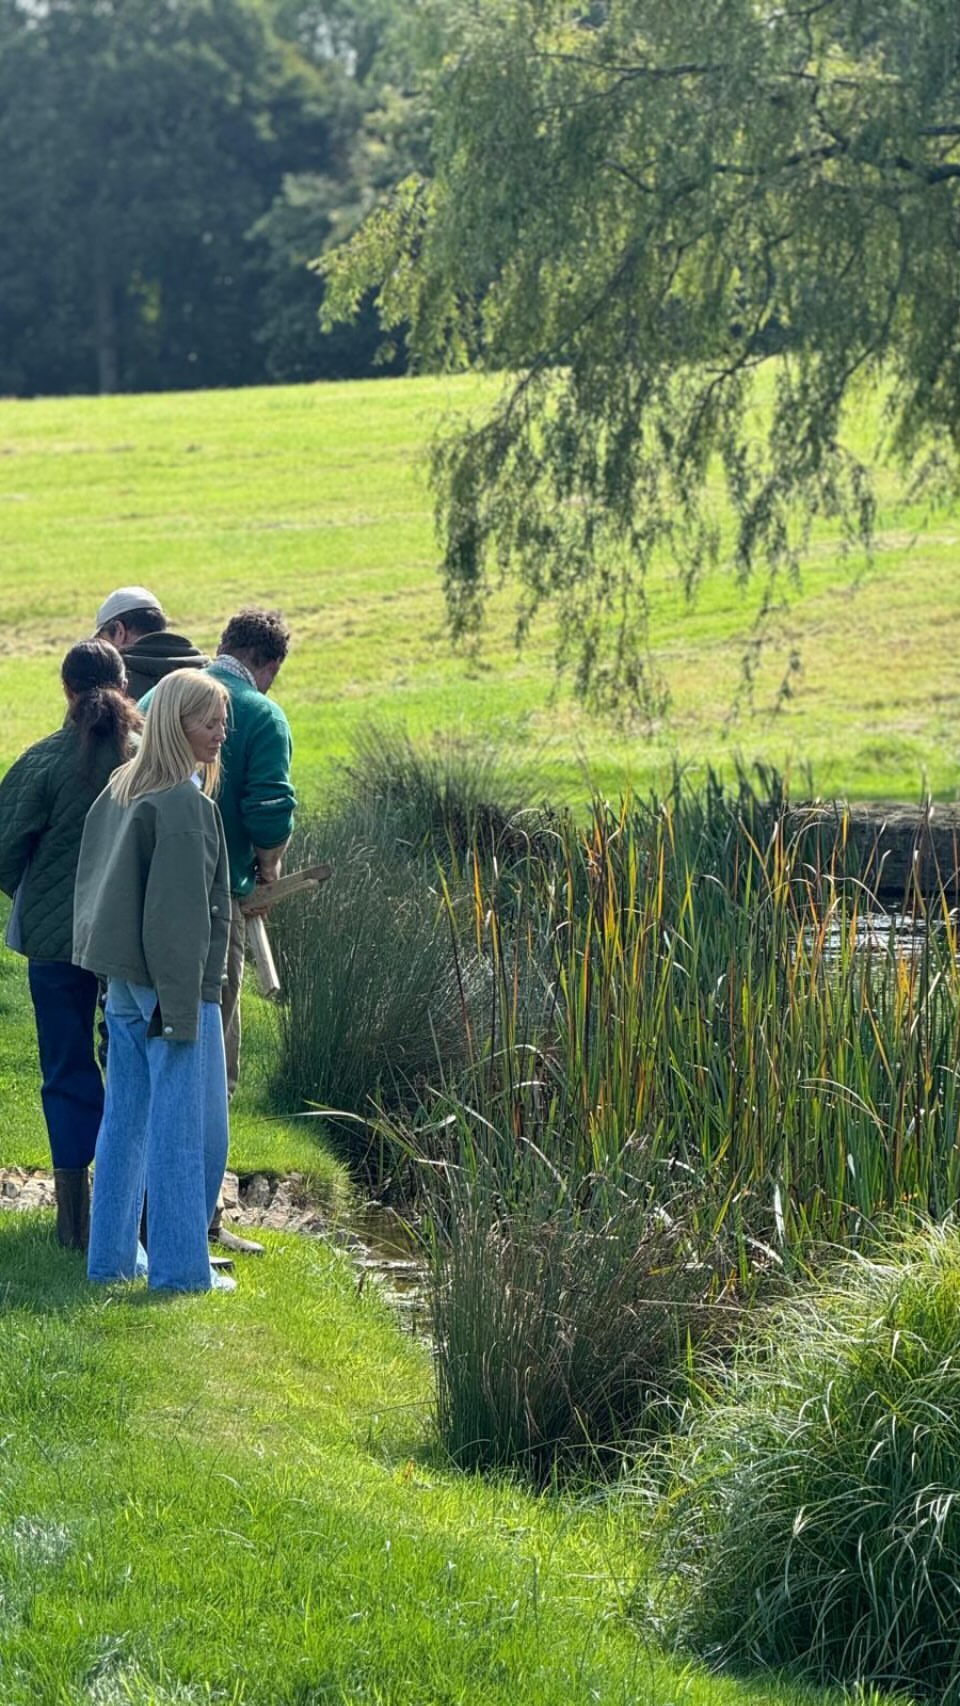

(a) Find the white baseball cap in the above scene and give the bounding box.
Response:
[93,586,164,633]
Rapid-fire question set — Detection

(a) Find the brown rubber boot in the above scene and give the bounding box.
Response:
[209,1203,264,1257]
[53,1168,90,1251]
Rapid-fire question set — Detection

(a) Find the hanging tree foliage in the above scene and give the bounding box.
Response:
[324,0,960,709]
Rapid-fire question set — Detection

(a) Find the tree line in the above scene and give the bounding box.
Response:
[0,0,431,395]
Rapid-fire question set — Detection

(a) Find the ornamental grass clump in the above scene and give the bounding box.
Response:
[268,807,479,1179]
[652,1220,960,1699]
[333,721,553,866]
[268,728,545,1179]
[396,1090,731,1483]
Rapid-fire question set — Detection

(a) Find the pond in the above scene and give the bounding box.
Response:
[342,1199,430,1334]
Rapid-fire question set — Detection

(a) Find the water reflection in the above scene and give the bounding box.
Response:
[807,910,958,962]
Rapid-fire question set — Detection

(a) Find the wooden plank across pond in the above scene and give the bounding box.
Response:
[783,804,960,903]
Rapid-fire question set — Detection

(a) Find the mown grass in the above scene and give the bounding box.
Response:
[0,375,957,804]
[0,1211,856,1706]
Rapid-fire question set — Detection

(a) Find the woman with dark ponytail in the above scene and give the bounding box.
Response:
[0,641,140,1248]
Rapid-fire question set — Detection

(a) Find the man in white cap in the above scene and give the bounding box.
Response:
[94,587,208,700]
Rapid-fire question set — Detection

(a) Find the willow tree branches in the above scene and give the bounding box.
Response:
[324,0,960,710]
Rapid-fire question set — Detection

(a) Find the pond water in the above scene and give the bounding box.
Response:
[807,910,956,961]
[344,1200,430,1334]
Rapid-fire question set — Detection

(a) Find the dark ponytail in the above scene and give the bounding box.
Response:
[61,640,141,773]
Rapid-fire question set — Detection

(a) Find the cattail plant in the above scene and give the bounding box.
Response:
[373,765,960,1473]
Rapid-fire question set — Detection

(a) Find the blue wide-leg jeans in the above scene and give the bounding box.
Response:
[88,981,229,1292]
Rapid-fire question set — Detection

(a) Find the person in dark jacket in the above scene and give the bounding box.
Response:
[0,641,141,1248]
[94,586,208,700]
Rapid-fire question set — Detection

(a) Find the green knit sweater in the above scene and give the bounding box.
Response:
[203,663,296,897]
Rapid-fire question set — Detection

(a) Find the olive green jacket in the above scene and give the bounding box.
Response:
[0,721,123,961]
[73,780,230,1042]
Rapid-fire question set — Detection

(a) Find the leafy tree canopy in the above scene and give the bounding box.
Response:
[325,0,960,710]
[0,0,419,394]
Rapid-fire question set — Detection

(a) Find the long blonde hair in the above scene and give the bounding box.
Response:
[110,670,229,806]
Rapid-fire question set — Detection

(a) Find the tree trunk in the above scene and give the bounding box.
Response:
[93,243,119,394]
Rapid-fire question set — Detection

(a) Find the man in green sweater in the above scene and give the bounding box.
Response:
[206,608,297,1256]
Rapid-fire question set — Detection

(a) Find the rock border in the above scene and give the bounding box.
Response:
[0,1166,331,1238]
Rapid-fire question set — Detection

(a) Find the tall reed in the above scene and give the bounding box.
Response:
[540,780,959,1259]
[376,768,960,1471]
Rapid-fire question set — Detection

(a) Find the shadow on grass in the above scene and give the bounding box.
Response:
[0,1209,99,1316]
[0,1211,230,1318]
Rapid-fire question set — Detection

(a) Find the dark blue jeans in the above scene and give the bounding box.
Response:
[27,960,104,1170]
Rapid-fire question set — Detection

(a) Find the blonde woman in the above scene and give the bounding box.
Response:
[74,669,233,1293]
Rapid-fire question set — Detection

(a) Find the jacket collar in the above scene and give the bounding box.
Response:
[213,653,257,689]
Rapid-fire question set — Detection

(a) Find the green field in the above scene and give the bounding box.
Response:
[1,376,957,803]
[1,371,956,1170]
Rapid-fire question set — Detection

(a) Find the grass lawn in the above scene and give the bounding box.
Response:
[0,1211,869,1706]
[0,375,957,806]
[0,376,927,1702]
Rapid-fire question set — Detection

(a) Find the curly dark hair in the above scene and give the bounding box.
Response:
[61,640,141,774]
[218,607,290,668]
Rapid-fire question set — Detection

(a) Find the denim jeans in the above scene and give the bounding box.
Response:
[87,981,229,1292]
[27,960,104,1169]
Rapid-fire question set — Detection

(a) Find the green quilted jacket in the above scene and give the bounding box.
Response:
[0,722,124,961]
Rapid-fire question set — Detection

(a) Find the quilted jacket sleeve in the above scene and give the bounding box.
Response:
[0,750,49,898]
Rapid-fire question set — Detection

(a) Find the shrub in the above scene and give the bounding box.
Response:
[651,1221,960,1698]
